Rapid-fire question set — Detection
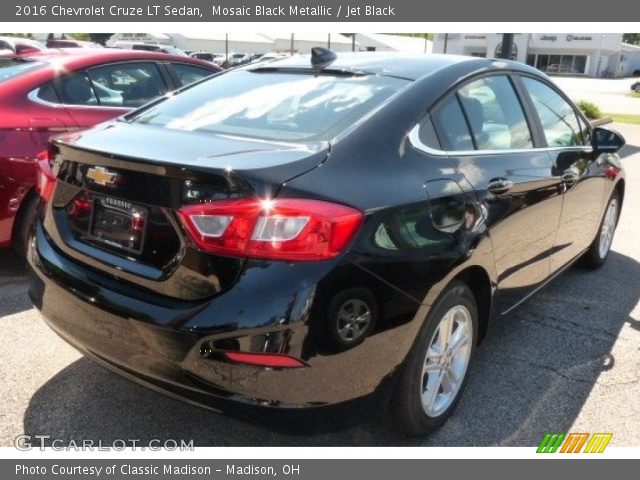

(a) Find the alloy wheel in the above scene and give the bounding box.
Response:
[337,299,372,342]
[598,198,618,259]
[420,305,473,417]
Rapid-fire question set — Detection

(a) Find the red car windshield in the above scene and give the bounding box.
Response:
[0,58,45,83]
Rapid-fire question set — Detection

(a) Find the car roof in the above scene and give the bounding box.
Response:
[260,52,543,81]
[20,48,218,70]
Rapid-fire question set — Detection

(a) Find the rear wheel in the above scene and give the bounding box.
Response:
[582,192,620,269]
[393,282,477,437]
[326,288,377,352]
[12,193,39,259]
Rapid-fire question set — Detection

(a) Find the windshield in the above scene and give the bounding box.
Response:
[0,58,44,83]
[128,70,409,142]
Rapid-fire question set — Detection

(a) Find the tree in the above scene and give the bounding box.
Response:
[68,33,90,41]
[623,33,640,45]
[88,33,114,46]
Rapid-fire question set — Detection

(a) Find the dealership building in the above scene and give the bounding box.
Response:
[433,33,640,77]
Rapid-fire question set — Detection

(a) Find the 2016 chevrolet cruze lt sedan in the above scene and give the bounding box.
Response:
[29,50,626,436]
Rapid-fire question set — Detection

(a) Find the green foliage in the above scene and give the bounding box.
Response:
[623,33,640,45]
[68,33,90,41]
[576,100,602,119]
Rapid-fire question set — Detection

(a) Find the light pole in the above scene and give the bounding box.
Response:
[499,33,515,59]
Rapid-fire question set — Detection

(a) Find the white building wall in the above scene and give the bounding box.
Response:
[354,33,432,53]
[433,33,627,77]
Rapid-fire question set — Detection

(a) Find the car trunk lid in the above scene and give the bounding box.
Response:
[43,121,329,301]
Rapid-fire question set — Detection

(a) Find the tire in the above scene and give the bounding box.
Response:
[392,281,478,437]
[326,288,378,352]
[582,191,620,269]
[12,193,39,259]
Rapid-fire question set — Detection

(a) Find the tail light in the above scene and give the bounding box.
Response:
[36,150,57,202]
[604,166,620,180]
[178,198,363,261]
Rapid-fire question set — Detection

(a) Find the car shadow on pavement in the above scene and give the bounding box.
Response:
[0,250,32,318]
[620,143,640,160]
[22,250,640,446]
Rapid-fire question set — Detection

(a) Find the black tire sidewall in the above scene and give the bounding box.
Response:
[393,281,478,436]
[12,193,39,258]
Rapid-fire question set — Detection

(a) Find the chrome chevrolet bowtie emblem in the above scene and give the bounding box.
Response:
[86,166,118,187]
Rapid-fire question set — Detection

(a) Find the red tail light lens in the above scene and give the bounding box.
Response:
[36,150,57,202]
[223,351,306,369]
[178,198,363,261]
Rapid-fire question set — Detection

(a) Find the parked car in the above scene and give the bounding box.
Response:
[0,36,46,55]
[46,39,102,49]
[29,51,625,436]
[228,52,251,66]
[190,51,215,62]
[252,52,290,64]
[0,48,220,256]
[544,64,578,74]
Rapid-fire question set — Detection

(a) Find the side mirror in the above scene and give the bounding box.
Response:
[592,127,625,154]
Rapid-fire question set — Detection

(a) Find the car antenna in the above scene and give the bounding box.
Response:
[311,47,337,70]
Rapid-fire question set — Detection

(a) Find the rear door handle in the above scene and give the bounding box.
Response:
[488,178,514,195]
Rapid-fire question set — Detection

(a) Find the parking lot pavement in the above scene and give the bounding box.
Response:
[1,123,639,447]
[552,76,640,114]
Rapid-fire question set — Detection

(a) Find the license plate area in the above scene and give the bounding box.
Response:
[88,196,148,254]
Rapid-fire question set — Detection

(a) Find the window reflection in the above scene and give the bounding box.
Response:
[131,71,408,142]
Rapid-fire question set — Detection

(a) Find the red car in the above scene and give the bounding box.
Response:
[0,48,220,255]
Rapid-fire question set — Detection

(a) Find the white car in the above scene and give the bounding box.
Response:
[0,36,45,55]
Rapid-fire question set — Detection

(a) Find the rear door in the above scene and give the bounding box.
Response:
[517,75,605,272]
[430,73,564,312]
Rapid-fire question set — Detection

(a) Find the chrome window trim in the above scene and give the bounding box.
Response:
[408,123,593,157]
[28,88,130,112]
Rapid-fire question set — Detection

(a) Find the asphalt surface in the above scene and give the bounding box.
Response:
[1,123,639,447]
[552,76,640,114]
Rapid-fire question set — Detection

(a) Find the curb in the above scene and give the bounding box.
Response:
[590,116,614,127]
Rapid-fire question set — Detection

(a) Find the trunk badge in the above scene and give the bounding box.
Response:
[87,166,118,187]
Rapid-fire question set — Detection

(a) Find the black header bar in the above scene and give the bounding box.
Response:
[5,0,638,22]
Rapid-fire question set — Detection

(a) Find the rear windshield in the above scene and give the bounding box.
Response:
[128,70,409,142]
[0,58,44,83]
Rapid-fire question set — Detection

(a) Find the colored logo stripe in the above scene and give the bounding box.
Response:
[584,433,613,453]
[537,433,566,453]
[560,433,589,453]
[537,433,613,453]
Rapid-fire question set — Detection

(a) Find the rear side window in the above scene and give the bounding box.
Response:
[0,58,44,83]
[521,77,583,147]
[36,81,61,103]
[56,71,99,105]
[458,75,533,150]
[171,63,213,87]
[431,95,474,151]
[87,62,168,108]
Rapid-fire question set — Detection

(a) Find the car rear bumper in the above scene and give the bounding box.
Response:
[28,221,418,409]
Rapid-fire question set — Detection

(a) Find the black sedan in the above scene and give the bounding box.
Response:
[29,49,626,436]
